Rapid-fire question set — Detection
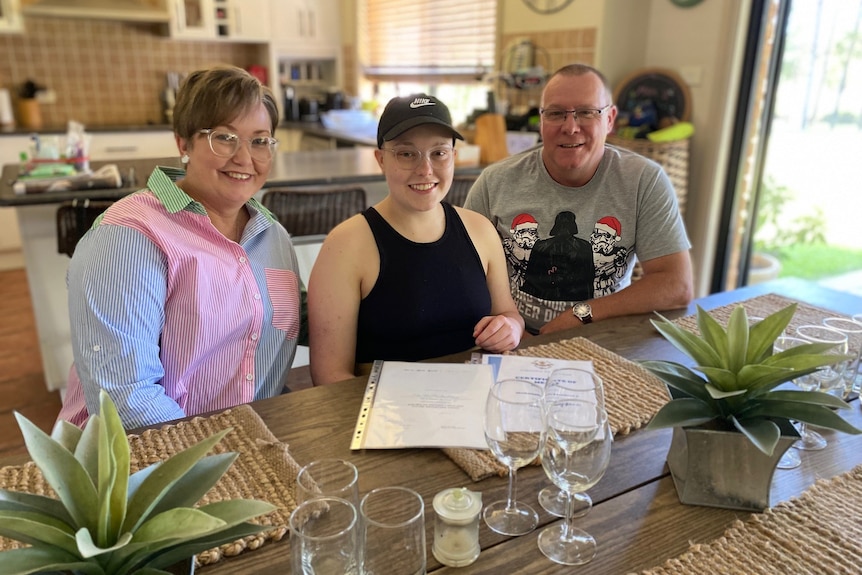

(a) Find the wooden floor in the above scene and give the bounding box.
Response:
[0,268,62,458]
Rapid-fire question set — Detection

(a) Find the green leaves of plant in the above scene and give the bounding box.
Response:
[644,303,862,454]
[3,390,278,575]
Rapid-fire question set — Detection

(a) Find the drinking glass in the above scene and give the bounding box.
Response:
[289,496,360,574]
[360,486,426,575]
[539,368,605,517]
[538,399,612,565]
[795,324,849,397]
[483,378,546,536]
[296,458,360,508]
[772,335,806,467]
[793,325,849,450]
[821,316,862,399]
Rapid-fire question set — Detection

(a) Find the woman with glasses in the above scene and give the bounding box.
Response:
[308,94,524,386]
[58,65,301,429]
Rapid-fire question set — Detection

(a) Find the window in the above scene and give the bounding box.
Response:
[358,0,497,124]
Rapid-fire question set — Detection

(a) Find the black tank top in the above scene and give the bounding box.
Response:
[355,202,492,363]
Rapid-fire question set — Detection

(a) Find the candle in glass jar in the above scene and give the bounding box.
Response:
[432,487,482,567]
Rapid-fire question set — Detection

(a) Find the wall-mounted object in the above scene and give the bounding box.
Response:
[521,0,576,14]
[614,67,692,126]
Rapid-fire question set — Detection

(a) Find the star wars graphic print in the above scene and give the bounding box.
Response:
[502,212,629,318]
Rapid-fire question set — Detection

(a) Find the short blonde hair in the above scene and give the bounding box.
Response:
[173,65,278,139]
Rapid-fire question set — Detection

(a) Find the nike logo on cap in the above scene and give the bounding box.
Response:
[409,98,435,108]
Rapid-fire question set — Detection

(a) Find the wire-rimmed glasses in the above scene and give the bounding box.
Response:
[483,378,546,536]
[381,145,455,171]
[539,105,612,124]
[539,368,605,518]
[198,129,278,161]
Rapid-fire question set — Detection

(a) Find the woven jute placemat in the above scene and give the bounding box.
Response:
[0,404,300,567]
[443,337,669,481]
[673,293,861,352]
[636,463,862,575]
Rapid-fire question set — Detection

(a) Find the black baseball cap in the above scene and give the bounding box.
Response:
[376,94,464,148]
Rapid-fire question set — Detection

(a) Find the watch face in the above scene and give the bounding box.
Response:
[574,303,591,317]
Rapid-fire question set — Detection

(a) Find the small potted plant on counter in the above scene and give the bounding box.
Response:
[643,303,859,511]
[0,391,276,574]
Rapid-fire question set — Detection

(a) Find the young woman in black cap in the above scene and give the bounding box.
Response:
[308,94,524,386]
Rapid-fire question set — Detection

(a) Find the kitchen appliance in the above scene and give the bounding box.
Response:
[298,98,319,122]
[283,85,299,122]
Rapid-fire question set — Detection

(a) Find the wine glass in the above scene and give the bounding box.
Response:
[539,368,605,517]
[821,316,862,400]
[772,335,806,467]
[538,399,612,565]
[483,378,546,536]
[793,325,849,450]
[795,325,849,397]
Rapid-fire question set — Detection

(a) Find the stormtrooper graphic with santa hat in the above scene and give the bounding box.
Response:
[591,216,629,296]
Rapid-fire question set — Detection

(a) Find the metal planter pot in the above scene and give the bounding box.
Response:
[665,420,800,512]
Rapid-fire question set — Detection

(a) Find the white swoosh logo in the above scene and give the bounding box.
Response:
[409,102,435,108]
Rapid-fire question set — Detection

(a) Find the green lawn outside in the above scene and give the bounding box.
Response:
[771,244,862,280]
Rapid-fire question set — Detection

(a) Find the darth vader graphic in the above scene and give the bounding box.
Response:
[521,211,594,301]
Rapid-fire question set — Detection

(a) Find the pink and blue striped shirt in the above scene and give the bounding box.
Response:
[58,166,300,429]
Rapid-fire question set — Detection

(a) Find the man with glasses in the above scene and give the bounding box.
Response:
[465,63,693,335]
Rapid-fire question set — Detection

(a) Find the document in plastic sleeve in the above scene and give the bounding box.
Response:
[352,361,495,450]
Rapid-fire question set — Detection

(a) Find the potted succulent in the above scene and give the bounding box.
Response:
[0,391,276,574]
[643,303,860,511]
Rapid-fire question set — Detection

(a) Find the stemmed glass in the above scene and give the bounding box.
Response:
[539,368,605,517]
[821,316,862,399]
[772,335,807,466]
[538,399,612,565]
[483,378,546,536]
[793,325,849,450]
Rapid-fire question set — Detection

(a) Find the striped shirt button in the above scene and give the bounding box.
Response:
[254,293,261,300]
[239,256,247,263]
[92,345,101,352]
[251,333,259,341]
[245,373,253,381]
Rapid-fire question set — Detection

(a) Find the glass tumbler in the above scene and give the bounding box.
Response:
[361,486,426,575]
[296,458,360,508]
[289,496,360,574]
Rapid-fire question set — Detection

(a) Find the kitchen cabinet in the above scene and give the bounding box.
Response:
[0,135,28,254]
[0,0,23,33]
[169,0,216,39]
[270,0,339,55]
[89,130,177,161]
[169,0,268,41]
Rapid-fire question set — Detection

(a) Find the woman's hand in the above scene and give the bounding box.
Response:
[473,313,524,352]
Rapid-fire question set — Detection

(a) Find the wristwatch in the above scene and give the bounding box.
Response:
[572,302,593,324]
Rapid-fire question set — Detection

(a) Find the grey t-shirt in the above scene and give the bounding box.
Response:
[464,144,690,333]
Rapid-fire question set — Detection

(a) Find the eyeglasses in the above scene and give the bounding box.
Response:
[198,129,278,161]
[382,145,455,170]
[539,105,613,125]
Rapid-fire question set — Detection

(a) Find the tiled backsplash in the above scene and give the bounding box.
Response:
[0,16,266,128]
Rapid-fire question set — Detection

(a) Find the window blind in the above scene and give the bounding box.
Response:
[360,0,497,79]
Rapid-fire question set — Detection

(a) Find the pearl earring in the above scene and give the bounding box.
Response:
[181,154,189,164]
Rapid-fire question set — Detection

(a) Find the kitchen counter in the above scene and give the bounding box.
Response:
[0,148,483,206]
[280,120,378,148]
[0,124,173,137]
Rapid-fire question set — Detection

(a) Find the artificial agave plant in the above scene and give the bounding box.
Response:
[0,390,276,575]
[644,303,860,455]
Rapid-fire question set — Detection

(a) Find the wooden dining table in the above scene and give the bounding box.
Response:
[3,278,860,574]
